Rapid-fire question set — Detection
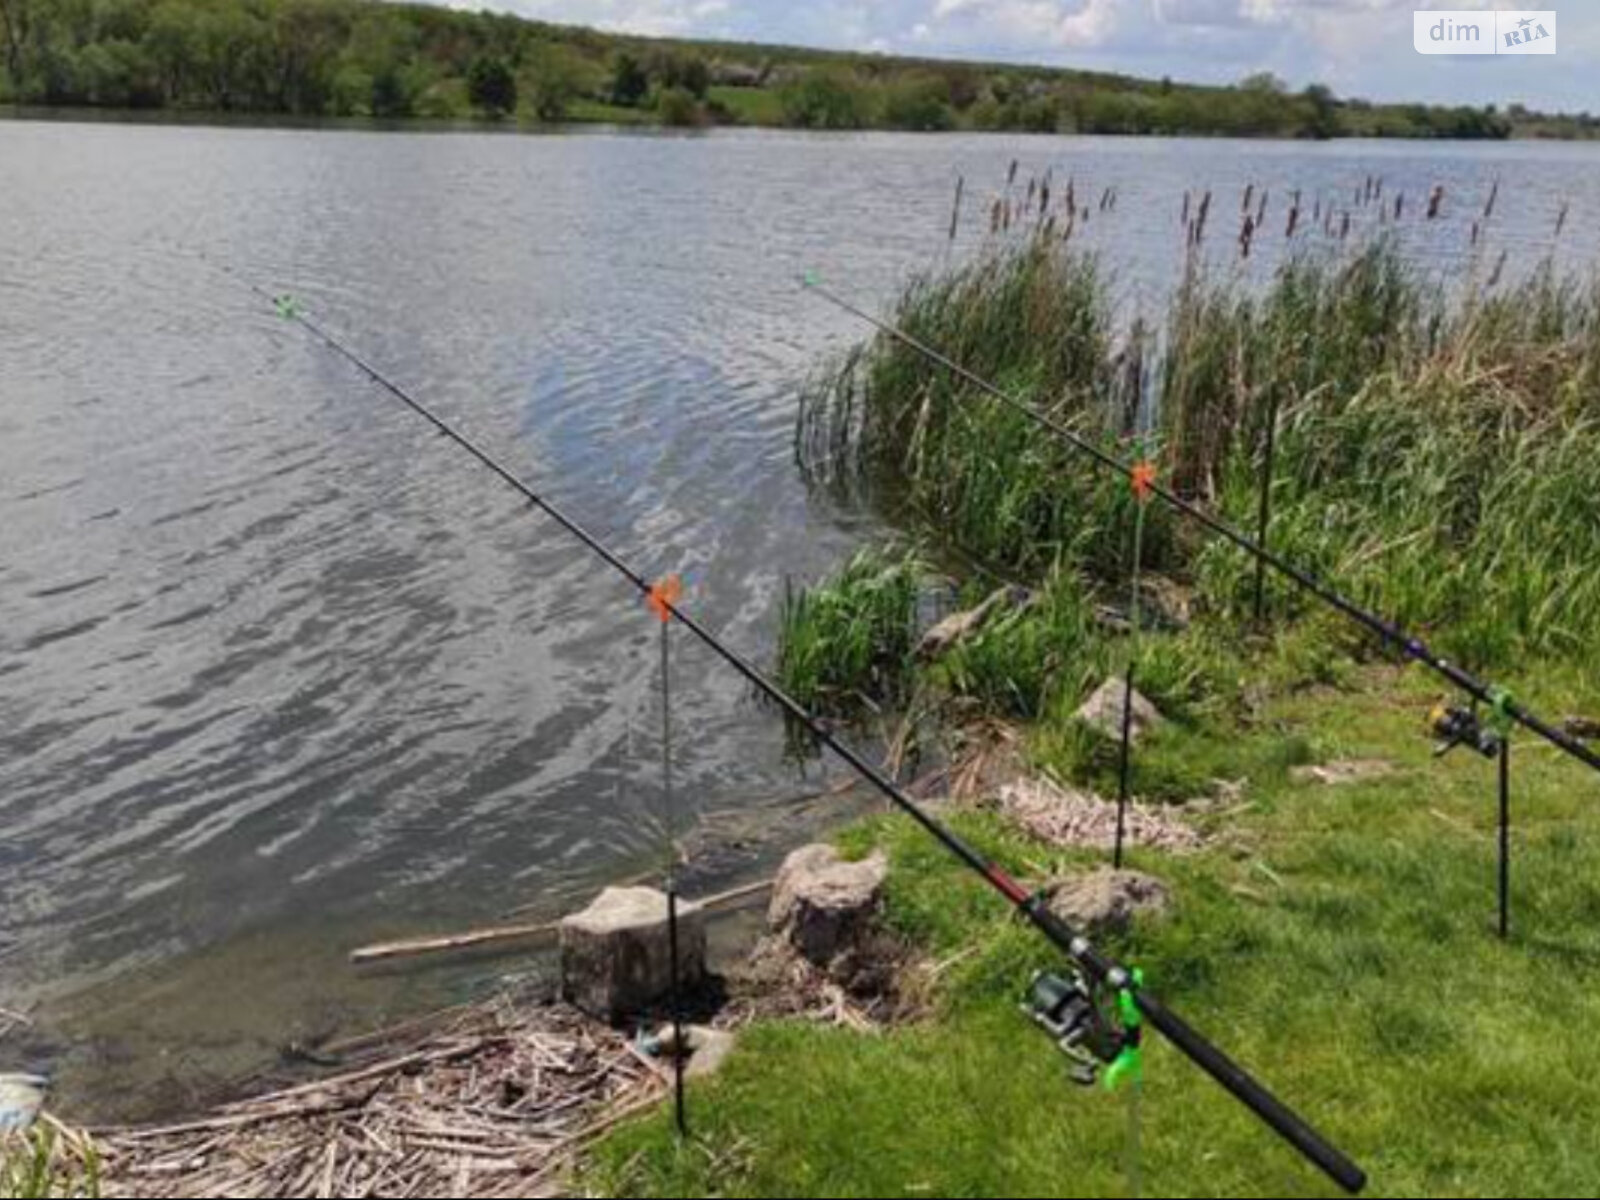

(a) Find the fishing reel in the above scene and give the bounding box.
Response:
[1023,969,1141,1088]
[1430,702,1503,760]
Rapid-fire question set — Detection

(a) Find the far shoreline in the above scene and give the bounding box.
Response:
[5,103,1599,145]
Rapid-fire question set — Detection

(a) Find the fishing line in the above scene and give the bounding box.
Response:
[1114,460,1155,871]
[802,274,1600,780]
[219,272,1364,1194]
[648,576,690,1137]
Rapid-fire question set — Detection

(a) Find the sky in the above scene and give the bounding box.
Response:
[449,2,1598,113]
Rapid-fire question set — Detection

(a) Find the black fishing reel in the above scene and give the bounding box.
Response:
[1023,970,1129,1086]
[1430,702,1503,760]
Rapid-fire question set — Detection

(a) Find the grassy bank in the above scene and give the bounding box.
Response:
[583,204,1600,1196]
[587,662,1600,1197]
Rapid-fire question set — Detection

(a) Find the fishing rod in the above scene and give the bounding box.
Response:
[802,275,1600,780]
[233,276,1365,1194]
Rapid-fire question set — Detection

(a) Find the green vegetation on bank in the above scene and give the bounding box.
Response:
[797,235,1600,688]
[1,1125,99,1199]
[1,0,1595,137]
[589,663,1600,1197]
[584,193,1600,1196]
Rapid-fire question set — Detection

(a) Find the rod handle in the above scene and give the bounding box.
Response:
[1134,990,1367,1194]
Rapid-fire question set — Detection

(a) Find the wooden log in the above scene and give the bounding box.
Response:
[350,922,561,966]
[348,879,774,967]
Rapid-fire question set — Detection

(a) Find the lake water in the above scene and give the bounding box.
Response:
[2,118,1597,1117]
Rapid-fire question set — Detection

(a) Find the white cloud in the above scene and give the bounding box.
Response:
[920,0,1124,49]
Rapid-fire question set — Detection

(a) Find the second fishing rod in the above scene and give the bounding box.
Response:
[803,275,1600,780]
[232,273,1365,1195]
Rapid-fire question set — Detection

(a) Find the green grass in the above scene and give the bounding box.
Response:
[709,86,786,126]
[1,1127,99,1199]
[586,665,1600,1197]
[775,548,925,721]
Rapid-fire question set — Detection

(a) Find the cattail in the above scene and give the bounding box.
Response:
[1471,220,1480,247]
[1043,214,1056,239]
[1314,197,1322,221]
[1376,177,1384,199]
[1484,180,1499,220]
[1182,190,1191,227]
[949,175,964,242]
[1099,186,1112,212]
[1256,188,1268,227]
[1066,178,1076,214]
[1555,202,1569,237]
[1428,184,1444,220]
[1240,213,1256,259]
[1488,249,1508,288]
[1242,182,1254,214]
[1286,204,1300,238]
[1007,158,1018,185]
[1081,205,1090,223]
[991,196,1003,234]
[1395,192,1405,220]
[1040,178,1050,214]
[1341,211,1351,240]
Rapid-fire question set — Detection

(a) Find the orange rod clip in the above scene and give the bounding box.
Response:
[1131,460,1157,503]
[647,574,682,623]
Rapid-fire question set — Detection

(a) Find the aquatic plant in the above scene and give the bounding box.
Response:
[798,230,1600,676]
[775,548,925,719]
[0,1127,100,1200]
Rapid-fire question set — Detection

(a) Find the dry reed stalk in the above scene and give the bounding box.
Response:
[991,778,1204,854]
[94,1004,663,1199]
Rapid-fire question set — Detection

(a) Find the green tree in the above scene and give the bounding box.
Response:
[79,38,162,107]
[1303,84,1340,140]
[467,53,514,117]
[778,68,869,129]
[656,83,699,126]
[654,51,708,98]
[269,0,343,114]
[609,49,646,105]
[0,0,32,88]
[525,41,586,121]
[882,74,954,131]
[1239,71,1286,94]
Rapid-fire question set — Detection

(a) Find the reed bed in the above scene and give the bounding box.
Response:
[795,180,1600,695]
[990,776,1204,854]
[775,548,923,718]
[91,1003,660,1199]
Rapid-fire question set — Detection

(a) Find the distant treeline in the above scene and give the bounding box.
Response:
[1,0,1595,139]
